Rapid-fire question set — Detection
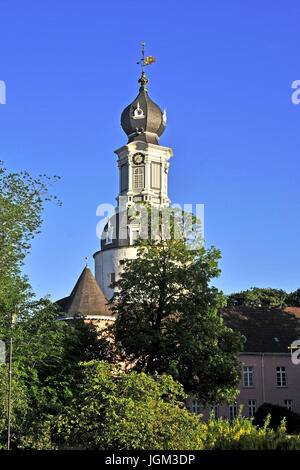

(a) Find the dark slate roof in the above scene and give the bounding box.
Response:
[121,74,166,145]
[220,306,300,353]
[97,210,134,252]
[56,266,113,317]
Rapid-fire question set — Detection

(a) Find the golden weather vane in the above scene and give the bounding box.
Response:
[137,42,156,72]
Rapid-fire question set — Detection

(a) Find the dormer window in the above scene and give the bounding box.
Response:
[105,221,113,245]
[132,102,144,119]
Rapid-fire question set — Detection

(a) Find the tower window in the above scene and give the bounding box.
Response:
[130,229,140,245]
[105,222,113,245]
[110,273,115,283]
[151,162,161,189]
[121,164,128,191]
[133,167,144,189]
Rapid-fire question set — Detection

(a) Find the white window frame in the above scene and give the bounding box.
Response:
[248,399,256,417]
[284,399,292,411]
[276,366,287,387]
[133,166,144,189]
[243,366,254,387]
[192,400,201,416]
[229,403,237,421]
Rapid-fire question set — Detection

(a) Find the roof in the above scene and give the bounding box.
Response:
[121,72,166,145]
[220,306,300,353]
[56,266,113,318]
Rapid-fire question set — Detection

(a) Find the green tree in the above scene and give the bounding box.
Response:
[0,161,60,281]
[109,206,244,405]
[10,307,103,414]
[0,305,105,448]
[227,287,288,309]
[57,360,204,450]
[286,288,300,307]
[0,161,64,447]
[0,364,29,449]
[0,160,61,329]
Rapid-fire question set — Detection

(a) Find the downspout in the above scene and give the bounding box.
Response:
[261,353,265,403]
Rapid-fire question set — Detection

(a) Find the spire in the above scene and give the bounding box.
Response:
[138,70,149,91]
[136,42,155,91]
[121,43,165,145]
[57,266,112,317]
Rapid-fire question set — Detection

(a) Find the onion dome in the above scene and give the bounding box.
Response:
[121,71,166,145]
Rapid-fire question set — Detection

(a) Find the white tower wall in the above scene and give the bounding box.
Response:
[94,246,138,299]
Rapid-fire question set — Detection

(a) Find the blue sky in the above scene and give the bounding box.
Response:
[1,0,300,300]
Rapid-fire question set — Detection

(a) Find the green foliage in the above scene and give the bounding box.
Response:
[17,309,103,415]
[286,288,300,307]
[202,412,300,450]
[227,286,300,308]
[0,161,61,281]
[227,287,288,308]
[0,364,57,449]
[0,308,104,448]
[1,358,300,450]
[0,365,29,449]
[109,206,244,405]
[17,418,57,450]
[57,361,204,450]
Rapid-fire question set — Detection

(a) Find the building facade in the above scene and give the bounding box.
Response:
[188,306,300,419]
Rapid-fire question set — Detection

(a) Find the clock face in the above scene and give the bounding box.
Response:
[133,152,144,165]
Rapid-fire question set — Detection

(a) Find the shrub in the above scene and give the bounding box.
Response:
[56,361,205,450]
[253,403,300,434]
[202,411,300,450]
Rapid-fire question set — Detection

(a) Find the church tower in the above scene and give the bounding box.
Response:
[94,45,173,298]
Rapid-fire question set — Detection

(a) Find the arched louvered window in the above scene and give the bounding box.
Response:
[133,167,144,189]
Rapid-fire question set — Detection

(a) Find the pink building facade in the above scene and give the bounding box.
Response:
[190,352,300,420]
[189,306,300,420]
